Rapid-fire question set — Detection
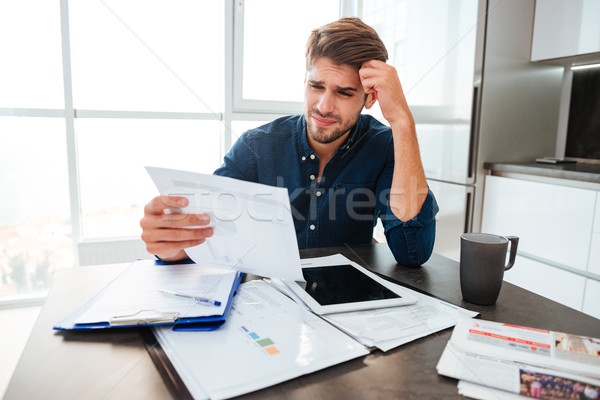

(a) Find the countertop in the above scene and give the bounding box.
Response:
[483,161,600,184]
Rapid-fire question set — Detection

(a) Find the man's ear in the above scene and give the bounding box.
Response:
[364,91,377,109]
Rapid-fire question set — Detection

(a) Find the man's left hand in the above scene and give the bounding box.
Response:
[359,60,412,127]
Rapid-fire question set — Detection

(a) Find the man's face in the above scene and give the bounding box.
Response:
[304,57,369,145]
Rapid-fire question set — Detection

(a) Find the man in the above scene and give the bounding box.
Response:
[140,17,438,266]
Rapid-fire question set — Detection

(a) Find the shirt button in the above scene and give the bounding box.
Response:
[310,154,316,160]
[310,174,316,180]
[301,156,306,161]
[315,191,322,197]
[310,224,316,230]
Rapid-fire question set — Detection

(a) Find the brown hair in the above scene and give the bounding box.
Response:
[305,17,388,71]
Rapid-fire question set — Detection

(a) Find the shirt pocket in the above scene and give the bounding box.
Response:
[331,182,377,227]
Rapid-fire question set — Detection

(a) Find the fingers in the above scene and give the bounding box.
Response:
[141,224,214,244]
[360,59,386,71]
[140,195,214,261]
[360,68,410,126]
[141,212,210,230]
[142,226,213,254]
[141,224,214,261]
[144,195,188,216]
[359,62,400,89]
[359,60,390,81]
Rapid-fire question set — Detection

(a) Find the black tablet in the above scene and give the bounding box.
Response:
[286,262,417,314]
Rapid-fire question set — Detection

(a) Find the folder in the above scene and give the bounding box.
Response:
[54,260,243,332]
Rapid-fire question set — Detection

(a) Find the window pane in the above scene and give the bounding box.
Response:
[0,1,64,108]
[242,0,339,102]
[362,0,477,119]
[76,119,223,239]
[0,117,73,297]
[69,0,223,113]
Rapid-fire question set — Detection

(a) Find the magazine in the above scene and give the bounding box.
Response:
[437,318,600,400]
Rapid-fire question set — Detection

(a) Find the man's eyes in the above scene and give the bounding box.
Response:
[309,84,354,97]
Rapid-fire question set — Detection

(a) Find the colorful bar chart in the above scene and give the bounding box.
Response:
[241,325,280,355]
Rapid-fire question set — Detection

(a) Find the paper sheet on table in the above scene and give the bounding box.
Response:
[275,254,478,351]
[74,260,238,325]
[146,166,303,281]
[154,280,369,400]
[457,380,527,400]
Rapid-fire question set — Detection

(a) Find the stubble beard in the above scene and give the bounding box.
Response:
[306,108,361,145]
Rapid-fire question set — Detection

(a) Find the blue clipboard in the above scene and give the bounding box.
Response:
[53,260,244,332]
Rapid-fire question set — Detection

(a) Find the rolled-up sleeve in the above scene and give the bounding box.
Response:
[382,189,438,266]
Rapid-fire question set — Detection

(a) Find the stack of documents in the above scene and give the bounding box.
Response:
[273,254,477,352]
[153,254,479,399]
[437,318,600,400]
[154,280,369,400]
[323,287,477,351]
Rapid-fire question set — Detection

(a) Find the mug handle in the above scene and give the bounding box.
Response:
[504,236,519,271]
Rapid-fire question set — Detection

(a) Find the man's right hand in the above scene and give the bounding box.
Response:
[140,195,214,262]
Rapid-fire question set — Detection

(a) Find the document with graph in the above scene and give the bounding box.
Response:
[153,280,369,400]
[146,166,303,282]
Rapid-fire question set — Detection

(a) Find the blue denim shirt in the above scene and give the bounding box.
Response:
[214,114,438,266]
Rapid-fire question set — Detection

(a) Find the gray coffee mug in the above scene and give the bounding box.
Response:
[460,233,519,305]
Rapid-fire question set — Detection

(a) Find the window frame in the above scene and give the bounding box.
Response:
[0,0,349,306]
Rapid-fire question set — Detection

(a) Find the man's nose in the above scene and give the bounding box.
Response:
[317,91,335,115]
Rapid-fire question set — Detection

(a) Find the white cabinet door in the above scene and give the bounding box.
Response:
[583,279,600,319]
[482,175,595,271]
[594,191,600,232]
[504,255,585,311]
[531,0,600,61]
[589,233,600,276]
[590,193,600,275]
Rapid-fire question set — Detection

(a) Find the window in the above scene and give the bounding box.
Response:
[0,1,64,109]
[360,0,478,184]
[361,0,477,119]
[0,117,73,297]
[0,0,68,300]
[76,119,222,239]
[0,0,225,301]
[0,0,344,303]
[69,0,223,113]
[233,0,340,113]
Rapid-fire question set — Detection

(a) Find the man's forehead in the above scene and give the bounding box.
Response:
[306,58,362,89]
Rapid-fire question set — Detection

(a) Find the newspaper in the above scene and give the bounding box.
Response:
[437,318,600,400]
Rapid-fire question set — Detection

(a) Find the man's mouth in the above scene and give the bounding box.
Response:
[311,113,338,127]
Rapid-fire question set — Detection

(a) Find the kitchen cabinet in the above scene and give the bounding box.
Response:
[481,175,595,271]
[482,174,600,316]
[531,0,600,61]
[584,279,600,319]
[591,198,600,276]
[504,255,585,311]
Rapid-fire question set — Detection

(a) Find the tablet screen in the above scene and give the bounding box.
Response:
[302,264,400,306]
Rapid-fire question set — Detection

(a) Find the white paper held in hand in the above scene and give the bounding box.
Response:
[146,166,304,281]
